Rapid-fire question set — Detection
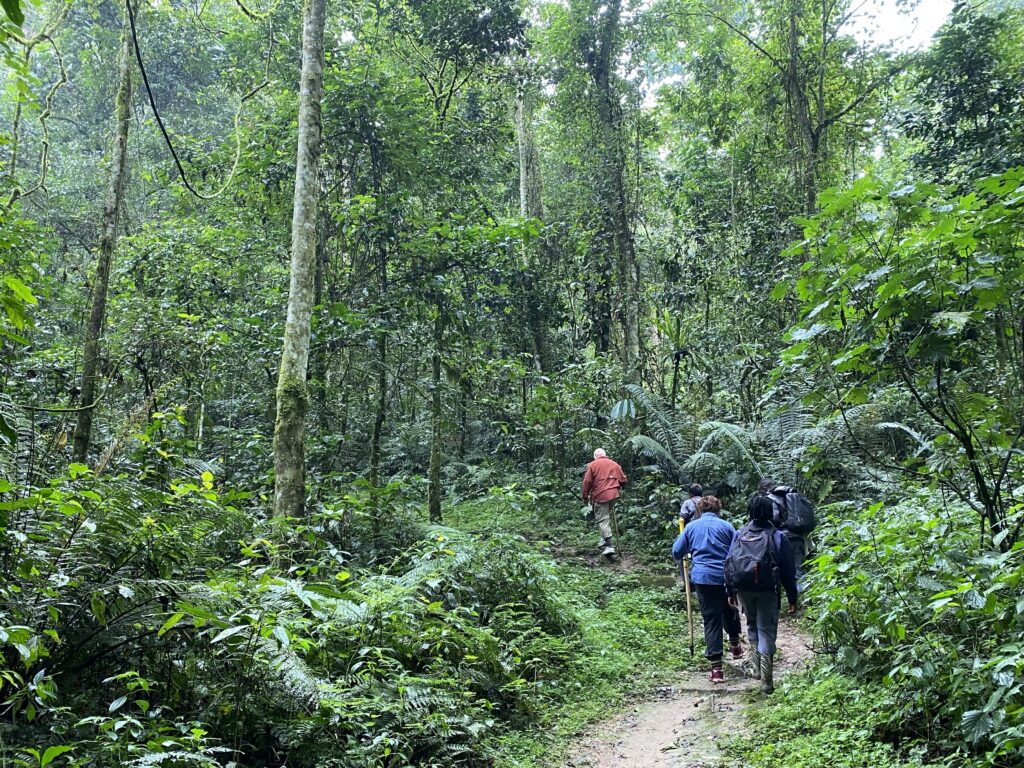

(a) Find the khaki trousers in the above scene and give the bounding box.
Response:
[593,500,614,540]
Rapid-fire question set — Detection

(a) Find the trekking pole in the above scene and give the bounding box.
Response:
[679,517,695,657]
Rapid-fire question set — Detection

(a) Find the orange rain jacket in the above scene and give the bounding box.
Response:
[581,456,628,504]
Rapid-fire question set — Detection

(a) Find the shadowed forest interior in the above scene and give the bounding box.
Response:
[1,0,1024,765]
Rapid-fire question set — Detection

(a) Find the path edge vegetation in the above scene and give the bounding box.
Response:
[0,0,1023,766]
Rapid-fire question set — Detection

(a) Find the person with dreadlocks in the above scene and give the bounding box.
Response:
[725,494,799,694]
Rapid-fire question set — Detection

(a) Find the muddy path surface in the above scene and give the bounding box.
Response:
[564,618,813,768]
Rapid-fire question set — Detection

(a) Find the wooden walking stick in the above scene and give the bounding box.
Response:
[679,517,695,657]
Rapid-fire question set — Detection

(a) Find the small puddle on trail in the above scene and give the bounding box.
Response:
[629,573,679,589]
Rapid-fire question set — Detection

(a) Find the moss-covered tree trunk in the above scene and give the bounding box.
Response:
[273,0,326,518]
[72,18,133,464]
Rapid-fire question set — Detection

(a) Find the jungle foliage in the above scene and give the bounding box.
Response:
[1,0,1023,765]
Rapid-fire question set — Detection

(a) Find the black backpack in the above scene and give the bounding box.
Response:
[773,487,817,534]
[725,523,779,592]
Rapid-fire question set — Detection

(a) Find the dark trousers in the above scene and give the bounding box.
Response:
[694,584,742,661]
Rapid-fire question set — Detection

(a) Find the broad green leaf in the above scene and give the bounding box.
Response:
[40,745,74,768]
[158,612,186,637]
[4,276,36,305]
[1,0,23,26]
[210,625,247,644]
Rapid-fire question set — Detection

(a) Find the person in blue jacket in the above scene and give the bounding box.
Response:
[727,494,799,694]
[672,496,742,683]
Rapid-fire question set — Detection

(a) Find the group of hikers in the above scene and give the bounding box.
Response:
[580,448,816,694]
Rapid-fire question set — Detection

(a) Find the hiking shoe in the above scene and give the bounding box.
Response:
[747,650,762,681]
[709,667,725,684]
[759,654,775,694]
[730,643,743,661]
[601,544,616,557]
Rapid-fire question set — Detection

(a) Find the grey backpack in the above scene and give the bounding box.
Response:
[725,523,778,592]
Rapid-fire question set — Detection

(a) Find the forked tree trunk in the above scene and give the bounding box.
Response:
[72,18,133,464]
[273,0,327,518]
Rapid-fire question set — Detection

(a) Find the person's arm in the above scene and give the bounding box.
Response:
[581,466,593,502]
[775,532,799,607]
[725,531,740,604]
[672,528,690,561]
[617,464,628,488]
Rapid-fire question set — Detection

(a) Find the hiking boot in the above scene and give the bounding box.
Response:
[744,649,761,679]
[709,664,725,684]
[759,653,774,694]
[730,642,743,661]
[600,537,616,557]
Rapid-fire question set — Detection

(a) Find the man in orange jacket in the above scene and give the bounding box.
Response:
[581,448,628,556]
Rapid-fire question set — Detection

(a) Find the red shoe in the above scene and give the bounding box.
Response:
[730,643,743,660]
[709,667,725,683]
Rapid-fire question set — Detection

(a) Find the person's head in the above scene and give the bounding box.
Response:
[747,494,774,524]
[697,495,721,517]
[593,448,607,460]
[757,478,777,495]
[688,483,703,498]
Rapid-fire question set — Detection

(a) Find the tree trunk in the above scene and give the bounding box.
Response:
[272,0,326,518]
[584,0,640,377]
[72,17,133,464]
[515,87,550,374]
[368,135,390,487]
[785,0,817,215]
[368,334,387,486]
[428,310,444,523]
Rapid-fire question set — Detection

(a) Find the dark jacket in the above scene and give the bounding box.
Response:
[727,521,799,606]
[680,496,700,523]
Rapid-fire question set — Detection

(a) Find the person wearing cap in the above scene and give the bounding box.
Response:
[581,448,628,556]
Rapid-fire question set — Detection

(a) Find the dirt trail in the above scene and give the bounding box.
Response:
[565,618,813,768]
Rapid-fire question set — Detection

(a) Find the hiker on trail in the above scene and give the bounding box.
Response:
[725,494,799,694]
[582,448,628,557]
[672,495,743,683]
[757,478,815,586]
[679,483,702,524]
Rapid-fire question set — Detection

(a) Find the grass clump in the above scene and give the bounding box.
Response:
[729,673,944,768]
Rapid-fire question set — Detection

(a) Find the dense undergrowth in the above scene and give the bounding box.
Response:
[731,494,1024,768]
[0,462,691,767]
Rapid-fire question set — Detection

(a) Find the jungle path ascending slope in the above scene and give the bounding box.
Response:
[564,617,813,768]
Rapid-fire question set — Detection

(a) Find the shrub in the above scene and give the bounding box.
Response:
[807,492,1024,765]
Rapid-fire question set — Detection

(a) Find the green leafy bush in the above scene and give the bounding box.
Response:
[732,672,943,768]
[808,493,1024,765]
[1,469,683,767]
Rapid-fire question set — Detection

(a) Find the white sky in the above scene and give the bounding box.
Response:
[847,0,954,51]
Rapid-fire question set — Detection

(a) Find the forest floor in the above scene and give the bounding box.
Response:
[563,617,814,768]
[449,492,816,768]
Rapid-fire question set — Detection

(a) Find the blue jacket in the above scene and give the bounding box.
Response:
[727,522,799,606]
[671,512,736,586]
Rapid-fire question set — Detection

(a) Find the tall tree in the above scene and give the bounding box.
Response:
[71,10,133,463]
[515,83,551,373]
[273,0,327,518]
[581,0,640,374]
